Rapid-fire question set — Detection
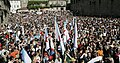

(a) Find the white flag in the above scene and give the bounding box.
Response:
[88,56,102,63]
[45,27,50,51]
[21,48,32,63]
[55,16,65,55]
[21,26,25,36]
[73,17,78,49]
[50,36,54,50]
[16,34,20,42]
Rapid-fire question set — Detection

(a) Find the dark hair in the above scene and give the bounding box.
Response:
[9,56,14,61]
[4,52,6,55]
[0,55,5,62]
[13,61,17,63]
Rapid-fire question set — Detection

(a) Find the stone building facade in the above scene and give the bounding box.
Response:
[48,0,66,7]
[10,0,21,13]
[27,0,49,9]
[21,0,28,8]
[27,0,68,10]
[69,0,120,17]
[48,0,67,10]
[0,0,10,27]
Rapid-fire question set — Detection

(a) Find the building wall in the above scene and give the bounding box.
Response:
[48,0,67,10]
[21,0,28,8]
[49,7,66,11]
[0,1,10,11]
[10,1,21,13]
[48,1,66,6]
[0,0,10,26]
[67,0,71,4]
[69,0,120,17]
[27,1,48,9]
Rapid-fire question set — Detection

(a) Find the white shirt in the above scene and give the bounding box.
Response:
[55,58,62,63]
[80,53,87,59]
[8,61,13,63]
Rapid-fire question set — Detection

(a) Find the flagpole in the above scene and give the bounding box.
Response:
[41,31,44,61]
[7,28,10,63]
[74,17,78,62]
[40,30,44,59]
[54,15,57,53]
[41,25,46,61]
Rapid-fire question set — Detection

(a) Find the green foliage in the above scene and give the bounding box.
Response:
[28,5,50,9]
[27,1,66,9]
[27,1,48,9]
[49,4,66,7]
[28,1,48,5]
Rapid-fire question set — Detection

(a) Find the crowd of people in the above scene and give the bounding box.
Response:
[0,10,120,63]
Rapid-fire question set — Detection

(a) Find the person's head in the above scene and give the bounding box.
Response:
[9,56,14,61]
[81,60,84,63]
[99,47,102,50]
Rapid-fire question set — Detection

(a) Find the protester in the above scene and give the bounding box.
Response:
[0,10,120,63]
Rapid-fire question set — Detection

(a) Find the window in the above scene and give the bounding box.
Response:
[14,5,16,8]
[1,14,3,23]
[99,0,101,4]
[4,11,7,17]
[17,5,19,8]
[61,2,64,6]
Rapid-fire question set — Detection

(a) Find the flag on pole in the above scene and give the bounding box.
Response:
[21,48,31,63]
[66,30,70,41]
[65,21,70,41]
[21,26,24,36]
[55,16,59,41]
[71,17,75,30]
[50,36,54,50]
[87,56,102,63]
[55,16,65,55]
[59,34,65,55]
[57,27,65,55]
[15,34,20,42]
[17,31,21,37]
[73,17,78,49]
[45,27,50,51]
[63,22,67,44]
[63,22,70,44]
